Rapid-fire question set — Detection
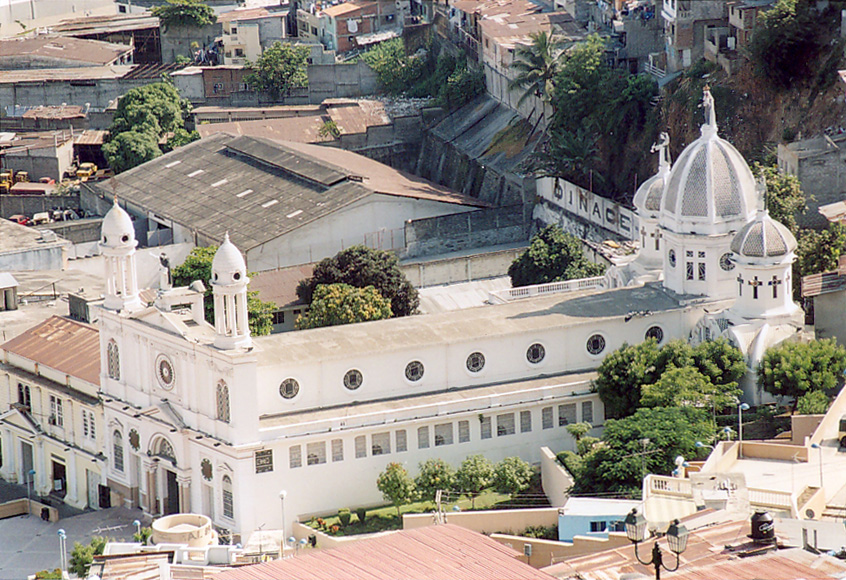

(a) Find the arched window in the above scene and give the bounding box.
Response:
[113,430,124,473]
[107,340,120,381]
[216,381,230,423]
[222,475,234,519]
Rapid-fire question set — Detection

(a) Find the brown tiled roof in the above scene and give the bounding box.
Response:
[0,36,130,65]
[1,316,100,386]
[250,264,314,308]
[323,1,375,17]
[213,524,554,580]
[218,7,271,22]
[21,105,85,120]
[668,548,846,580]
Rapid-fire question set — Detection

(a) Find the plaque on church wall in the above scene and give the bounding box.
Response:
[255,449,273,473]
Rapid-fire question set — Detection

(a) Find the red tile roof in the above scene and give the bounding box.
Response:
[250,264,314,308]
[1,316,100,385]
[213,524,555,580]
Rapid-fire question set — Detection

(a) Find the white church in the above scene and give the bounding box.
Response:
[95,88,803,541]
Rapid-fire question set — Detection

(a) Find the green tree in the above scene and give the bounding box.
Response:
[171,246,276,336]
[758,339,846,413]
[414,458,455,502]
[508,225,606,287]
[593,339,661,419]
[295,283,392,330]
[69,536,108,577]
[796,224,846,283]
[692,338,747,388]
[297,245,419,317]
[376,462,416,516]
[640,366,741,413]
[111,82,186,137]
[572,407,713,495]
[796,389,831,415]
[152,0,215,31]
[493,456,533,496]
[508,31,565,110]
[360,38,426,95]
[755,163,806,233]
[102,130,162,174]
[245,41,310,101]
[455,454,494,508]
[748,0,822,89]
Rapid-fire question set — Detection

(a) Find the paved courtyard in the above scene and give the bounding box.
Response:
[0,480,151,580]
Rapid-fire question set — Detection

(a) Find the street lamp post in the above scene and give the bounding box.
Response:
[279,490,287,558]
[26,468,36,515]
[624,509,689,580]
[738,402,750,458]
[57,529,67,573]
[811,442,824,488]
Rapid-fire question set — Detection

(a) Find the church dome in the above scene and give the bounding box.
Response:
[661,88,756,233]
[730,210,797,259]
[212,233,247,286]
[101,198,135,247]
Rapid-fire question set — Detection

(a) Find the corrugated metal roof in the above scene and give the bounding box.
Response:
[1,315,100,386]
[93,134,485,252]
[213,524,555,580]
[802,255,846,297]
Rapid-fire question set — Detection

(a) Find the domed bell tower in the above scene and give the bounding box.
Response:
[212,233,252,350]
[100,198,142,312]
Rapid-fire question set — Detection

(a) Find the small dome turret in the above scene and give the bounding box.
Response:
[212,233,247,287]
[101,198,136,248]
[731,211,797,259]
[634,132,671,218]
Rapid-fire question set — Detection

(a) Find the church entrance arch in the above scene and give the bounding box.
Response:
[148,435,184,515]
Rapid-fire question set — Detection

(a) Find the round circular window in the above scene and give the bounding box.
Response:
[645,326,664,344]
[405,360,424,382]
[586,334,606,356]
[155,354,175,390]
[234,272,241,281]
[668,249,676,268]
[720,253,735,271]
[466,352,485,373]
[343,369,363,390]
[121,234,129,243]
[527,343,545,364]
[279,378,299,399]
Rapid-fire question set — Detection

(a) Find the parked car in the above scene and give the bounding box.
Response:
[8,214,29,225]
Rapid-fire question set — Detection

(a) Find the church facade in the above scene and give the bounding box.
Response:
[94,89,802,541]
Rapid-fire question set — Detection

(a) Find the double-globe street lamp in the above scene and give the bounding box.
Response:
[624,508,689,580]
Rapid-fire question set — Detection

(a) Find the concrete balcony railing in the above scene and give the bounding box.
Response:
[488,277,605,304]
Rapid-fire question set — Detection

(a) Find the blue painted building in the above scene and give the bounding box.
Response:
[558,497,642,542]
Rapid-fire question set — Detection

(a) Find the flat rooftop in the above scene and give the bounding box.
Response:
[255,283,687,365]
[0,35,131,65]
[0,219,69,255]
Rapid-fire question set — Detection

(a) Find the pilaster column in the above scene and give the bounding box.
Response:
[177,474,191,514]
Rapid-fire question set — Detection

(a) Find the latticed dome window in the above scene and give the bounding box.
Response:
[216,380,230,423]
[107,340,120,381]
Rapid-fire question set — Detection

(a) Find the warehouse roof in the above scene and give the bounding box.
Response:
[94,133,486,252]
[0,36,131,66]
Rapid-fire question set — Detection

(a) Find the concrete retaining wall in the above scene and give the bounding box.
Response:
[0,498,59,522]
[403,507,558,535]
[307,61,379,104]
[0,194,80,220]
[402,205,529,259]
[401,244,525,287]
[540,447,573,508]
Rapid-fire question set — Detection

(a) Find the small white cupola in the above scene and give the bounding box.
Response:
[211,233,251,350]
[729,187,799,320]
[632,132,671,268]
[100,198,142,312]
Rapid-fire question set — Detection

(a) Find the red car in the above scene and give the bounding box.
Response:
[8,214,29,225]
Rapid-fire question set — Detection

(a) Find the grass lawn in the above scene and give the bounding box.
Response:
[306,490,511,536]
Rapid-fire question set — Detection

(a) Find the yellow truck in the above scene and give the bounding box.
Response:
[15,171,29,183]
[76,163,98,180]
[0,170,12,193]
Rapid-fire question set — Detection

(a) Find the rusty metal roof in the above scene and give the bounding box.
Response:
[250,263,314,308]
[21,105,86,120]
[1,315,100,386]
[213,524,555,580]
[802,255,846,297]
[0,36,131,65]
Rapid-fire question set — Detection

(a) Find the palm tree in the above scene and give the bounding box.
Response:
[508,31,565,111]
